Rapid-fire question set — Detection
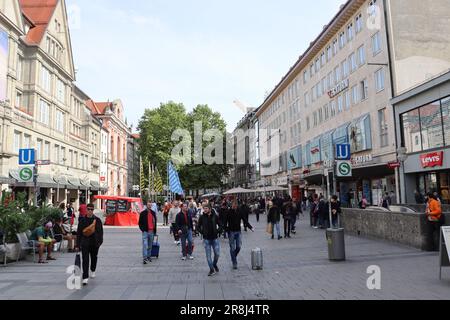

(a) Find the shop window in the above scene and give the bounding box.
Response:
[442,97,450,146]
[420,101,444,150]
[402,109,421,153]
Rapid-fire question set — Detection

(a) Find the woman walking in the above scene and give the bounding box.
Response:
[75,203,103,286]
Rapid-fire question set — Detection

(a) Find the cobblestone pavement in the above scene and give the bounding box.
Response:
[1,212,450,300]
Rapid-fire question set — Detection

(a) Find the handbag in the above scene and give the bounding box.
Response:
[83,220,96,237]
[266,223,273,235]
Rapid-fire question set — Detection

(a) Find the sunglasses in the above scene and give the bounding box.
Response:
[87,208,94,211]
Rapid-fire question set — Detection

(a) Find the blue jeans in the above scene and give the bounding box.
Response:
[228,232,242,266]
[181,229,193,257]
[203,239,220,270]
[142,231,155,259]
[272,222,281,237]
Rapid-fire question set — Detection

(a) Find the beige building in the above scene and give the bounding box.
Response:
[0,0,107,208]
[256,0,401,206]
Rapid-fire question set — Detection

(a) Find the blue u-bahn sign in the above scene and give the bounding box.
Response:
[336,144,351,160]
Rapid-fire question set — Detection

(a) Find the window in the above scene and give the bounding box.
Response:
[369,0,378,17]
[310,64,314,76]
[13,131,21,153]
[318,108,323,124]
[375,68,385,92]
[352,85,359,104]
[360,79,369,100]
[337,95,343,113]
[334,66,340,83]
[333,39,338,56]
[41,65,51,92]
[339,32,346,48]
[324,104,330,120]
[313,111,318,127]
[326,46,332,61]
[378,108,389,147]
[303,70,308,84]
[17,56,23,81]
[15,91,22,108]
[44,141,50,160]
[345,90,351,110]
[55,109,64,132]
[341,60,349,78]
[327,72,333,89]
[54,145,60,163]
[315,59,320,72]
[347,23,354,41]
[304,92,309,108]
[356,13,363,33]
[349,53,357,72]
[60,147,66,164]
[321,52,326,66]
[357,45,366,66]
[442,97,450,147]
[420,102,444,150]
[37,139,43,159]
[23,135,31,149]
[331,100,337,117]
[306,117,310,131]
[56,78,65,102]
[372,32,382,55]
[39,99,50,125]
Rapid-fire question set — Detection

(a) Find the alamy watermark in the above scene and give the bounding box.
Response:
[66,265,82,290]
[170,122,280,176]
[366,265,381,290]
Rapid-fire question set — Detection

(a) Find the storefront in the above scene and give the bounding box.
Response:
[393,71,450,204]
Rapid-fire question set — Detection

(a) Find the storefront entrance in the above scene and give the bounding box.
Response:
[417,171,450,204]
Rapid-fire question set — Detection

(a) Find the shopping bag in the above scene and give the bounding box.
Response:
[266,223,273,235]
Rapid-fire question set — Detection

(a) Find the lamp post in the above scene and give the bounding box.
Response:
[397,147,408,204]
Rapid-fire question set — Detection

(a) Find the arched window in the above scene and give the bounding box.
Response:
[123,144,126,165]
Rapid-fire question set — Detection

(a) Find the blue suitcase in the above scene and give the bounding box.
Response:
[151,235,160,258]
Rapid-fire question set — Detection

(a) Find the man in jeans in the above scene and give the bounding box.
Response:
[198,203,221,276]
[176,203,194,261]
[225,202,253,270]
[138,200,158,264]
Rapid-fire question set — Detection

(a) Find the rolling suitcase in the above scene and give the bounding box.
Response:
[151,235,160,258]
[251,248,263,270]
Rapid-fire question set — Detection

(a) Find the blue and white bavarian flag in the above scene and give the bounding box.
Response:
[168,161,183,195]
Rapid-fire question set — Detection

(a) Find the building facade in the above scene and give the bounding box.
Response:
[0,0,133,207]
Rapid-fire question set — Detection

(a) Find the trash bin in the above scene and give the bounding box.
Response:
[326,228,346,261]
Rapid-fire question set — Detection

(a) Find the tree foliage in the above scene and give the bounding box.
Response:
[138,102,230,193]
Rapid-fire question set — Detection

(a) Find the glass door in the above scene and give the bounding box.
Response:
[440,172,449,204]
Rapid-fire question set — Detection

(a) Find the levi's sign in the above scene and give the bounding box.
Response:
[420,151,444,168]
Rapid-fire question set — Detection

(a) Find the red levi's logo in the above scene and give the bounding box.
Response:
[420,152,444,168]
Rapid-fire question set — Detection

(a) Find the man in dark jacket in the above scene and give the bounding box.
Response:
[225,202,254,269]
[198,203,221,276]
[75,203,103,285]
[138,201,157,264]
[238,203,251,232]
[176,203,194,261]
[268,201,282,240]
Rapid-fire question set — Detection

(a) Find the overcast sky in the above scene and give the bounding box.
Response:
[66,0,345,132]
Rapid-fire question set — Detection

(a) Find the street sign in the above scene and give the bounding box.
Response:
[336,161,352,177]
[19,149,35,165]
[18,167,34,182]
[36,160,51,166]
[387,161,401,169]
[336,144,351,160]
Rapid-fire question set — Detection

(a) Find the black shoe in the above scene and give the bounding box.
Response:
[214,265,219,273]
[208,270,217,277]
[143,259,148,265]
[278,236,282,240]
[148,258,152,262]
[271,235,274,240]
[233,264,238,270]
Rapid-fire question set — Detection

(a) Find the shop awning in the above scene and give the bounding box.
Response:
[9,170,57,188]
[90,180,100,191]
[53,175,68,187]
[0,176,15,184]
[80,179,90,188]
[67,177,81,189]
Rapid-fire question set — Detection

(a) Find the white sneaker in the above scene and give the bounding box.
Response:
[174,241,178,244]
[181,256,186,261]
[188,255,194,260]
[90,271,96,279]
[83,279,89,286]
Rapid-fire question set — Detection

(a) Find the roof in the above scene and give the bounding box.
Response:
[86,100,112,115]
[131,134,140,139]
[19,0,59,45]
